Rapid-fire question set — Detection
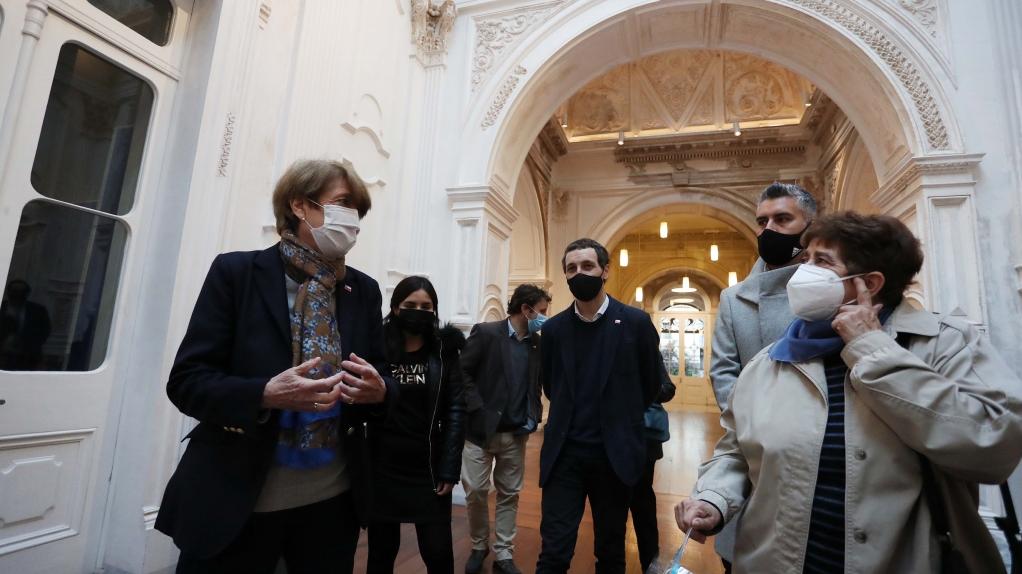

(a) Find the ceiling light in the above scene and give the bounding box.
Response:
[635,287,644,302]
[660,221,668,239]
[804,94,813,108]
[732,120,742,137]
[710,244,719,261]
[671,276,697,293]
[671,297,695,305]
[619,249,629,267]
[728,271,739,287]
[561,110,568,128]
[617,131,625,146]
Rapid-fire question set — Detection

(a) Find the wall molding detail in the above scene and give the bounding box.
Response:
[471,1,562,92]
[786,0,951,150]
[482,65,527,129]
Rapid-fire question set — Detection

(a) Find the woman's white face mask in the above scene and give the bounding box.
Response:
[786,264,863,321]
[306,202,360,260]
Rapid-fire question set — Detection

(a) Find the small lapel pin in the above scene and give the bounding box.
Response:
[344,285,352,292]
[614,319,621,324]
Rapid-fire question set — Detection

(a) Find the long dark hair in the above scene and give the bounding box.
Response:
[384,276,439,361]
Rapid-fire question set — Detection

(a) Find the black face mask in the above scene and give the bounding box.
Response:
[394,308,436,336]
[757,226,808,267]
[567,272,604,302]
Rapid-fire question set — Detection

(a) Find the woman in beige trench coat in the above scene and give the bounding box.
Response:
[676,212,1022,574]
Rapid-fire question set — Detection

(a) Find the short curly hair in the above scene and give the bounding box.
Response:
[507,284,552,315]
[802,211,924,307]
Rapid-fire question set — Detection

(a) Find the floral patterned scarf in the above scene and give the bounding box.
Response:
[275,231,346,468]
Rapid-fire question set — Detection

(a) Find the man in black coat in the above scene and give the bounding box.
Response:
[460,283,551,574]
[535,238,662,574]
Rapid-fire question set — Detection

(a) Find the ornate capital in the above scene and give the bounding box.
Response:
[411,0,456,61]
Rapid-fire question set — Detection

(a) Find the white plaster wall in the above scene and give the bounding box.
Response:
[937,0,1022,365]
[509,167,546,287]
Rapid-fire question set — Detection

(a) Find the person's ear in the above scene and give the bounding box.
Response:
[601,264,610,280]
[290,197,306,221]
[863,271,885,299]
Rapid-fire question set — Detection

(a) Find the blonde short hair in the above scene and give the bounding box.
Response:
[271,159,371,234]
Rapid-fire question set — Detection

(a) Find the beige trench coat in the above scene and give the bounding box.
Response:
[694,303,1022,573]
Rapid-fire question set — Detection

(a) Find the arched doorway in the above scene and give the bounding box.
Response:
[447,0,987,336]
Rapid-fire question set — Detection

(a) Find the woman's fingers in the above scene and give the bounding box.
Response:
[293,356,321,375]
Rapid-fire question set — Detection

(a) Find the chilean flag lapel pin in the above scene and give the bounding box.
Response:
[344,284,352,292]
[614,319,621,324]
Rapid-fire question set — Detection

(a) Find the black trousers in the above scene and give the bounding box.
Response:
[629,457,660,572]
[175,493,359,574]
[366,520,454,574]
[536,441,632,574]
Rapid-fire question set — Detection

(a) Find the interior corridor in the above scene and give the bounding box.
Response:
[352,409,726,574]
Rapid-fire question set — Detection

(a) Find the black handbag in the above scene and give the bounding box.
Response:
[919,457,971,574]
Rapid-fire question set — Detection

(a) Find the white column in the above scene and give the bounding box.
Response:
[871,155,986,326]
[408,59,447,265]
[0,1,49,181]
[446,183,517,329]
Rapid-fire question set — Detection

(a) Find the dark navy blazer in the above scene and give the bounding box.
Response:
[155,244,396,559]
[538,296,662,487]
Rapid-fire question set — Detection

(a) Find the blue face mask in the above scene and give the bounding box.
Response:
[526,306,548,334]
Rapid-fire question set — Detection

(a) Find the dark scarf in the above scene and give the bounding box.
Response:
[770,307,894,363]
[275,232,346,468]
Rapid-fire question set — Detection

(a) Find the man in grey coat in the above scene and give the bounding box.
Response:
[709,182,817,572]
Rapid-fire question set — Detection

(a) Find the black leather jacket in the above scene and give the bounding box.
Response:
[370,324,466,487]
[427,326,467,484]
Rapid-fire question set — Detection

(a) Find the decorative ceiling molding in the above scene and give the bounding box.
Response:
[472,2,562,92]
[563,50,814,142]
[615,140,807,168]
[482,65,527,129]
[787,0,951,150]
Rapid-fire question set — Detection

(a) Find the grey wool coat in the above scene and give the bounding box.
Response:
[709,258,799,561]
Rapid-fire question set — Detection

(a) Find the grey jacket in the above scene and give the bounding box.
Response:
[696,303,1022,573]
[709,258,798,561]
[711,260,799,410]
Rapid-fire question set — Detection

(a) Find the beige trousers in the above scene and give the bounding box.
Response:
[461,432,528,561]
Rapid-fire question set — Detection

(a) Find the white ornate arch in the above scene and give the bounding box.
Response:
[457,0,964,196]
[446,0,985,329]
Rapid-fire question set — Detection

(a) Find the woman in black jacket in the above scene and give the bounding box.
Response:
[366,276,466,574]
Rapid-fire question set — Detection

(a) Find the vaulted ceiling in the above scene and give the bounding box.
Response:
[561,49,816,143]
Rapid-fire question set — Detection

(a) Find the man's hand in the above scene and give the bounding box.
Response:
[673,499,722,543]
[262,357,345,411]
[337,353,387,405]
[435,483,455,496]
[832,277,883,343]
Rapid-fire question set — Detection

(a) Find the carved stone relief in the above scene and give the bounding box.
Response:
[411,0,456,58]
[482,65,528,129]
[898,0,939,38]
[564,50,813,141]
[472,2,562,91]
[789,0,951,150]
